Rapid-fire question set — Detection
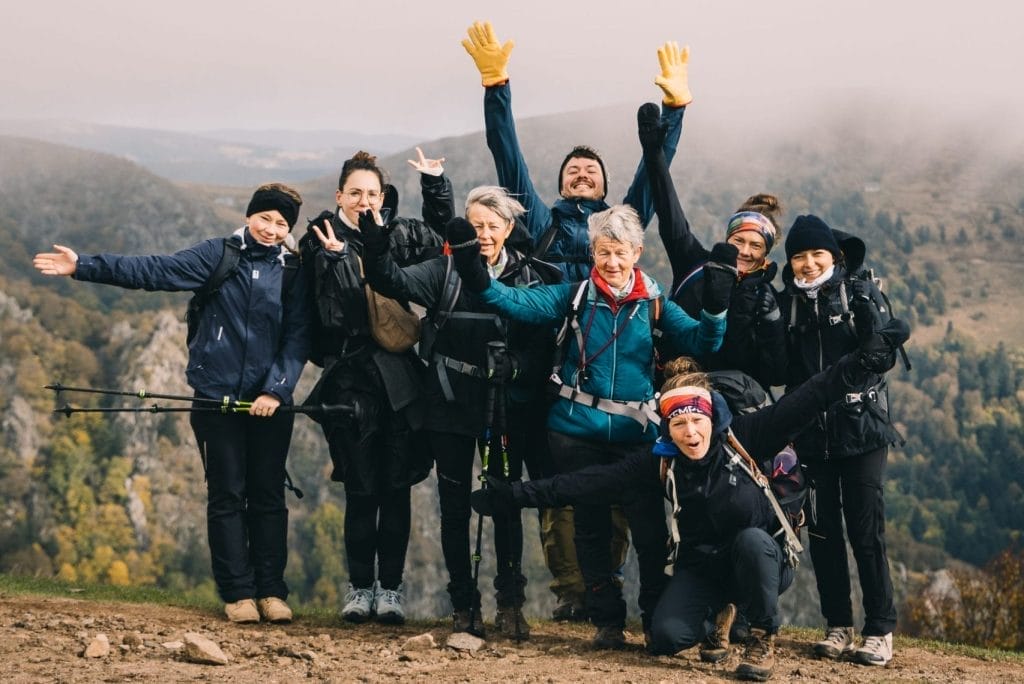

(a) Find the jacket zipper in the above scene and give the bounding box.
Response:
[814,296,830,460]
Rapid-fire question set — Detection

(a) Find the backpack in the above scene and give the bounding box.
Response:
[707,369,771,415]
[186,236,299,345]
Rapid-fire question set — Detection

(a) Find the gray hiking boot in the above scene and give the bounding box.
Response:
[854,633,893,666]
[813,625,856,659]
[700,602,737,663]
[373,582,406,625]
[341,584,374,623]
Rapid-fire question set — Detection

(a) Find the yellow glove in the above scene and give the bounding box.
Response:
[654,41,692,107]
[461,20,515,87]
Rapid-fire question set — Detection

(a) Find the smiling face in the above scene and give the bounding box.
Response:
[247,209,290,246]
[466,202,514,265]
[336,169,384,225]
[727,231,768,273]
[789,248,836,282]
[668,413,713,460]
[560,156,606,200]
[592,236,642,289]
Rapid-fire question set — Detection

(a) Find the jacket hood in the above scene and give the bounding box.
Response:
[782,228,867,284]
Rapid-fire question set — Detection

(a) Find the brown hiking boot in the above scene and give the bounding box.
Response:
[700,602,737,663]
[224,598,260,623]
[495,606,531,640]
[813,625,856,659]
[256,597,293,624]
[735,628,775,682]
[452,609,486,638]
[551,595,586,622]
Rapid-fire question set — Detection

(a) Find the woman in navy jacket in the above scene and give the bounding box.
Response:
[33,183,311,625]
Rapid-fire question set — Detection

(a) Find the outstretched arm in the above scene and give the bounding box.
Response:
[37,240,221,291]
[464,21,553,243]
[514,448,656,508]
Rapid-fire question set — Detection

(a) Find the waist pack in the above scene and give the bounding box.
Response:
[357,255,420,353]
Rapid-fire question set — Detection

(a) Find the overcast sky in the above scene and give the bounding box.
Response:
[2,0,1020,138]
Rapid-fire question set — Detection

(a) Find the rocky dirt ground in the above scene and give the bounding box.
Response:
[1,594,1021,683]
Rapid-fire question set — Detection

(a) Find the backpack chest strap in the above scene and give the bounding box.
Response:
[548,375,660,428]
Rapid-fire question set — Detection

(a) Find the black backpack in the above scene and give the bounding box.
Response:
[185,236,298,344]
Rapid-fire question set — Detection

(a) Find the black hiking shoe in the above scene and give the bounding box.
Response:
[552,595,586,622]
[452,609,486,638]
[700,602,737,663]
[591,625,626,650]
[495,606,530,640]
[735,628,775,682]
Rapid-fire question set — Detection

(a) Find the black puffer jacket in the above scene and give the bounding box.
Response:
[778,230,900,459]
[364,246,555,437]
[643,127,786,389]
[514,354,882,567]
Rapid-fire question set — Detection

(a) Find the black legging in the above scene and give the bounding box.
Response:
[429,429,526,610]
[344,488,412,590]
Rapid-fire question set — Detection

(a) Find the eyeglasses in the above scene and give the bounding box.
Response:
[342,189,382,202]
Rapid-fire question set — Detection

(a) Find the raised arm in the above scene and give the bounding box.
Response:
[464,21,553,243]
[622,42,690,228]
[637,102,707,286]
[357,211,445,308]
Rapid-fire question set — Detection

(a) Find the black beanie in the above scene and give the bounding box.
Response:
[557,146,608,200]
[785,215,840,260]
[246,188,301,230]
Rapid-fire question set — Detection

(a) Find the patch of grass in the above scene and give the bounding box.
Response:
[782,625,1024,663]
[0,572,220,613]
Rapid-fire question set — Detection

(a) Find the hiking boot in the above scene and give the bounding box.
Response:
[342,584,375,623]
[256,597,293,624]
[224,598,260,623]
[551,595,586,622]
[700,602,737,663]
[854,633,893,666]
[374,582,406,625]
[452,609,486,638]
[735,628,775,682]
[813,625,856,659]
[591,625,626,650]
[495,606,531,640]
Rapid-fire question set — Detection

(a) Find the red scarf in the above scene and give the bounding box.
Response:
[590,267,650,312]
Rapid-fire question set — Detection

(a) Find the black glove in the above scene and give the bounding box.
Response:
[637,102,667,153]
[702,242,739,315]
[469,474,518,517]
[849,279,882,344]
[358,210,388,254]
[447,217,490,293]
[858,318,910,373]
[755,287,782,322]
[487,348,519,384]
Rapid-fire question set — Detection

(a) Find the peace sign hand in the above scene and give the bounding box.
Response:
[33,244,79,276]
[407,146,445,176]
[311,220,346,252]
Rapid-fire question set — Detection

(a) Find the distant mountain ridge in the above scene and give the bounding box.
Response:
[0,119,420,185]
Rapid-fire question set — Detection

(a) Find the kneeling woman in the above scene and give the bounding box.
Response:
[359,186,556,638]
[474,320,909,681]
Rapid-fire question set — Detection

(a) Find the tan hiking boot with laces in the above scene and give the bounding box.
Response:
[256,597,293,623]
[735,627,775,682]
[224,598,260,623]
[700,602,737,663]
[813,625,856,659]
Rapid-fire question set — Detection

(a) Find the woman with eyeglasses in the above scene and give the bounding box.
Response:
[298,148,451,625]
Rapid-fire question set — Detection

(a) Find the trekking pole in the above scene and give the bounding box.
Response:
[45,382,242,407]
[493,379,526,643]
[53,402,361,419]
[469,379,497,633]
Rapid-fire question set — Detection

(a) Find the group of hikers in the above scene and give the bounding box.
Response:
[31,21,911,682]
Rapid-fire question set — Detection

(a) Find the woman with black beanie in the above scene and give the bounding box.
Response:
[779,214,904,667]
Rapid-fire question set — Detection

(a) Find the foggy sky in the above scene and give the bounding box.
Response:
[2,0,1020,139]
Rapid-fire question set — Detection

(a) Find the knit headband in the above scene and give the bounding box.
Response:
[659,386,713,421]
[246,188,301,230]
[726,211,777,253]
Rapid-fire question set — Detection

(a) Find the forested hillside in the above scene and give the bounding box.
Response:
[1,97,1022,637]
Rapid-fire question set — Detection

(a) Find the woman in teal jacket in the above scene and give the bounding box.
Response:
[447,204,733,648]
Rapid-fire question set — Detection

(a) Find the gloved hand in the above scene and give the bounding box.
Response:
[447,218,490,292]
[755,287,782,322]
[487,348,519,384]
[858,318,910,373]
[702,242,739,315]
[637,102,667,154]
[470,474,518,517]
[358,210,388,254]
[850,278,882,344]
[461,21,515,87]
[654,41,692,107]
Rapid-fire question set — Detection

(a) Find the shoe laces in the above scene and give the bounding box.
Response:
[344,587,372,604]
[862,635,888,654]
[377,588,402,608]
[823,626,852,646]
[745,633,772,660]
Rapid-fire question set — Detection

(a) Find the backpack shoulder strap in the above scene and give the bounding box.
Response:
[202,237,242,296]
[533,213,562,259]
[551,280,590,375]
[433,254,462,331]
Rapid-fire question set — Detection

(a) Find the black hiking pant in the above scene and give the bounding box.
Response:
[547,431,669,632]
[344,488,412,590]
[429,429,527,611]
[805,447,897,636]
[647,528,794,655]
[191,409,293,603]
